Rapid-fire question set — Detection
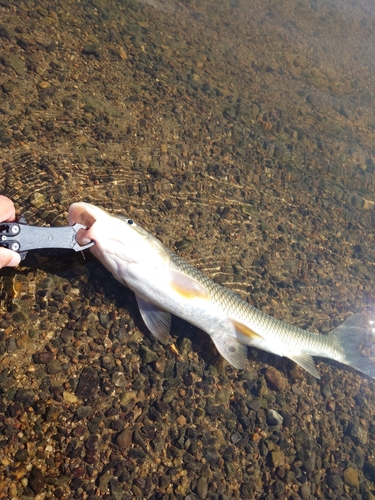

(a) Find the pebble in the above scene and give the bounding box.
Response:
[140,345,158,363]
[75,406,93,419]
[75,367,100,399]
[266,409,283,426]
[196,477,208,499]
[63,391,78,403]
[343,467,359,490]
[120,390,137,406]
[47,360,63,374]
[264,367,288,391]
[115,428,133,448]
[29,192,46,209]
[29,466,44,494]
[111,371,127,388]
[271,450,285,468]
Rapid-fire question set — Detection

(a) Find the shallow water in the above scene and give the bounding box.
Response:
[1,0,375,499]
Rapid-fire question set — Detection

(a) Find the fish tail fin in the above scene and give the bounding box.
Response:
[331,314,375,378]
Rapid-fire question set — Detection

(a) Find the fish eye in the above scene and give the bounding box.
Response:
[127,219,134,225]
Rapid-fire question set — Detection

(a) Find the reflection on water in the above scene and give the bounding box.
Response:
[1,0,375,498]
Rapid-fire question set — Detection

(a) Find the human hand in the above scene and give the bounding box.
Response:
[0,196,21,268]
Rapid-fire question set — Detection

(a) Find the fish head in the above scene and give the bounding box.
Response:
[68,202,167,282]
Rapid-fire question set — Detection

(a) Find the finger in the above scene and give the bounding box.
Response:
[0,249,21,268]
[0,195,16,222]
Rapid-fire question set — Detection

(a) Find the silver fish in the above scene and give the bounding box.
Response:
[69,202,375,379]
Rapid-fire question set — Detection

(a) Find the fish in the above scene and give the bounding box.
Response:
[68,202,375,379]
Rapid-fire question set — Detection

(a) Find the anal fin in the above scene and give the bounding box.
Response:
[287,353,320,379]
[211,335,248,370]
[135,295,171,344]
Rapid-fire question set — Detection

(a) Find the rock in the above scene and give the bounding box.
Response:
[264,367,288,391]
[29,192,46,209]
[109,477,123,500]
[75,406,93,419]
[1,53,25,75]
[196,477,208,499]
[120,390,137,406]
[63,391,78,403]
[364,461,375,482]
[266,409,283,426]
[203,448,219,463]
[33,352,53,364]
[75,367,99,400]
[14,389,36,404]
[347,419,368,445]
[82,43,101,57]
[14,449,28,461]
[300,484,311,499]
[112,371,127,388]
[29,466,44,494]
[178,337,192,355]
[140,345,158,363]
[271,450,285,468]
[116,428,133,448]
[47,360,63,374]
[343,467,359,490]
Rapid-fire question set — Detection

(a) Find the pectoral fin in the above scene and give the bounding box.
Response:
[135,295,171,344]
[211,335,248,370]
[169,270,211,300]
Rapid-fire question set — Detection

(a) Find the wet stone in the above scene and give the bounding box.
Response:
[14,388,36,404]
[29,192,46,209]
[264,366,288,391]
[271,450,285,468]
[1,53,25,75]
[348,420,368,445]
[29,466,44,494]
[343,467,359,490]
[82,43,101,57]
[99,313,111,328]
[300,484,311,499]
[1,80,14,93]
[140,345,158,363]
[327,472,343,492]
[196,477,208,499]
[109,477,123,500]
[178,337,192,355]
[33,352,53,364]
[14,448,28,461]
[60,328,73,343]
[75,367,100,400]
[364,461,375,482]
[204,448,219,463]
[128,448,146,460]
[116,428,133,449]
[215,389,231,404]
[112,371,127,388]
[47,360,63,374]
[111,420,125,432]
[266,409,283,426]
[86,435,98,451]
[101,354,116,371]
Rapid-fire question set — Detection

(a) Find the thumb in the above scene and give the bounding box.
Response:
[0,249,21,268]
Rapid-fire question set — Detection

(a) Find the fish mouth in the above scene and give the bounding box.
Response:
[69,203,97,228]
[68,202,101,246]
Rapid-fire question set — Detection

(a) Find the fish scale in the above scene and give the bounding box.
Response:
[171,250,343,368]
